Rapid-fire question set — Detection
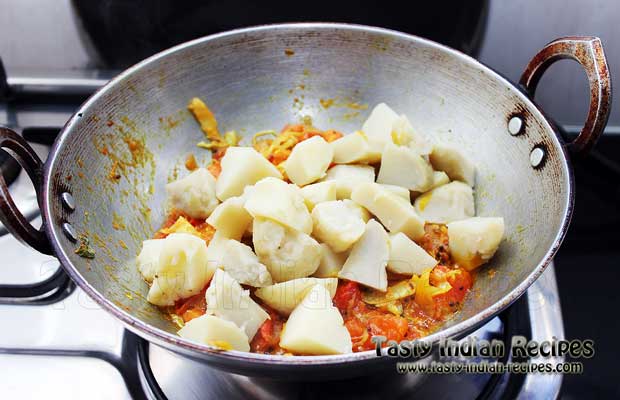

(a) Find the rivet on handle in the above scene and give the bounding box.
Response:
[61,192,75,211]
[62,222,78,242]
[508,116,524,136]
[530,146,546,168]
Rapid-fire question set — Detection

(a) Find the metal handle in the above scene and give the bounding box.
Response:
[0,127,52,254]
[520,36,612,157]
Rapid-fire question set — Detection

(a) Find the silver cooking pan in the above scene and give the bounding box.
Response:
[0,24,611,379]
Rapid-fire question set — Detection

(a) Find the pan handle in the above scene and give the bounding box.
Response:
[520,36,611,157]
[0,127,53,254]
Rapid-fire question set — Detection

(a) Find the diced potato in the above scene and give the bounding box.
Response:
[413,181,474,224]
[279,284,352,355]
[178,314,250,352]
[321,164,375,199]
[207,233,272,287]
[166,168,219,219]
[254,277,338,315]
[252,218,322,282]
[283,136,334,186]
[377,142,434,192]
[342,199,371,222]
[429,144,475,187]
[205,269,270,340]
[379,184,410,202]
[430,171,450,190]
[314,243,348,278]
[447,217,504,271]
[300,181,337,211]
[388,232,438,276]
[159,216,201,237]
[136,239,162,282]
[392,115,432,155]
[244,177,312,234]
[215,147,282,201]
[206,196,252,240]
[361,103,400,151]
[338,220,390,291]
[311,200,366,252]
[330,131,381,164]
[145,233,214,306]
[351,183,425,240]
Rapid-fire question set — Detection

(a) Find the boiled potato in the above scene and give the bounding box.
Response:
[205,269,270,340]
[342,199,371,222]
[330,131,381,164]
[207,233,272,287]
[379,184,410,202]
[254,277,338,315]
[361,102,400,151]
[414,181,474,224]
[283,136,333,186]
[351,182,425,240]
[429,143,476,187]
[166,168,219,219]
[377,142,434,192]
[244,177,312,234]
[392,114,432,155]
[279,284,352,355]
[206,196,252,240]
[300,181,337,211]
[430,171,450,190]
[215,147,282,201]
[252,218,322,282]
[136,239,162,282]
[311,200,366,252]
[447,217,504,271]
[313,243,348,278]
[178,314,250,352]
[321,164,375,199]
[338,219,390,291]
[145,233,214,306]
[388,232,438,276]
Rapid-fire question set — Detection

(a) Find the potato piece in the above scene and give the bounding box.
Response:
[205,269,269,340]
[311,200,366,252]
[206,196,252,240]
[377,142,434,192]
[388,232,438,276]
[430,171,450,190]
[351,183,425,240]
[413,181,474,224]
[379,184,410,202]
[215,147,282,201]
[145,233,214,306]
[339,220,390,291]
[136,239,162,282]
[314,243,348,278]
[254,277,338,315]
[159,216,201,237]
[178,314,250,352]
[330,131,381,164]
[252,218,322,282]
[279,284,352,355]
[321,164,375,199]
[342,199,371,222]
[207,233,272,287]
[244,177,312,234]
[361,103,400,151]
[447,217,504,271]
[300,181,337,211]
[429,144,475,187]
[392,115,432,155]
[283,136,333,186]
[166,168,219,219]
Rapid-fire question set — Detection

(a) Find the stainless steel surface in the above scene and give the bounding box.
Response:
[29,23,580,376]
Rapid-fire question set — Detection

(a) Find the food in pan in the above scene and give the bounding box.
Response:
[136,99,505,355]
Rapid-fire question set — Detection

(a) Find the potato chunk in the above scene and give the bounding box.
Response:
[392,114,432,155]
[351,182,425,240]
[166,168,219,219]
[143,233,214,306]
[338,220,390,291]
[136,239,162,282]
[413,181,474,224]
[447,217,505,271]
[361,102,400,151]
[314,243,348,278]
[283,136,333,186]
[244,177,312,234]
[279,284,352,355]
[379,184,410,202]
[205,196,252,240]
[178,314,250,352]
[330,131,381,164]
[321,164,375,199]
[215,147,282,201]
[252,218,322,282]
[300,181,337,211]
[388,232,438,276]
[311,200,366,252]
[377,142,434,192]
[429,144,476,187]
[254,277,338,315]
[205,269,269,340]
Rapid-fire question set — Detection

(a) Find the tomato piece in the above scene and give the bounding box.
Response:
[367,314,409,343]
[250,309,284,354]
[174,288,207,323]
[333,281,362,314]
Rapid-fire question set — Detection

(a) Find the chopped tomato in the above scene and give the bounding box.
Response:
[345,316,372,351]
[174,287,207,322]
[367,314,409,343]
[429,265,473,317]
[250,308,284,354]
[333,281,362,314]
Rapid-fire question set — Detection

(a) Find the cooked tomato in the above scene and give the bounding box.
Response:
[333,281,362,314]
[367,314,409,343]
[250,308,285,354]
[174,287,207,323]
